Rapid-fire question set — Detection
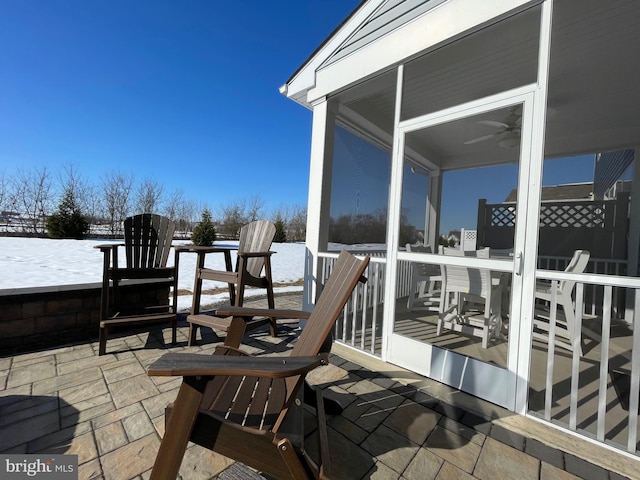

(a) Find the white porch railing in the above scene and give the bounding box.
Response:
[320,251,389,356]
[321,250,629,357]
[318,249,640,455]
[531,270,640,455]
[538,255,628,319]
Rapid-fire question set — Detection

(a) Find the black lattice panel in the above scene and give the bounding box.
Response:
[490,206,516,227]
[480,195,627,258]
[489,203,607,228]
[540,203,606,228]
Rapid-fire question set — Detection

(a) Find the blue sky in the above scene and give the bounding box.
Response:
[0,1,360,211]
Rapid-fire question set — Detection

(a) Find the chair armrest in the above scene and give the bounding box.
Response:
[147,352,326,378]
[215,304,312,320]
[96,243,124,271]
[174,245,234,253]
[237,251,274,258]
[94,243,124,252]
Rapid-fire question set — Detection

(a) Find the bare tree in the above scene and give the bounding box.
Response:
[164,189,199,237]
[12,166,54,234]
[269,205,289,223]
[218,198,247,238]
[163,189,185,222]
[83,183,103,225]
[179,198,200,236]
[246,194,265,222]
[55,164,105,232]
[0,171,13,232]
[56,164,82,198]
[0,171,9,212]
[135,178,164,214]
[287,204,307,242]
[55,163,95,218]
[102,170,134,236]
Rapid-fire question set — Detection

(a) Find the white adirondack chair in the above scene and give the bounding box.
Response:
[533,249,591,354]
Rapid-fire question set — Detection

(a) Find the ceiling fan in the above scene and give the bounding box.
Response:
[464,107,522,149]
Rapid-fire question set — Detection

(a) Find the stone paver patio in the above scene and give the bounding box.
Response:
[0,292,637,480]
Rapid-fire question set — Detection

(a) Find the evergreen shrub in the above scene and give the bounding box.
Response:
[191,209,216,245]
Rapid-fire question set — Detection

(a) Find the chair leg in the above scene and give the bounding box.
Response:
[188,323,198,347]
[482,322,489,349]
[314,386,332,478]
[171,317,177,345]
[267,283,277,337]
[99,324,108,356]
[268,317,278,337]
[149,377,208,480]
[407,279,415,310]
[276,438,313,480]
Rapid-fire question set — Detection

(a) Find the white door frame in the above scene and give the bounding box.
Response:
[383,83,542,409]
[382,1,552,412]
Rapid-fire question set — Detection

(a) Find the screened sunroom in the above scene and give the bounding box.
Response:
[281,0,640,457]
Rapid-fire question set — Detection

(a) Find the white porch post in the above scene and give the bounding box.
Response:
[513,0,554,415]
[627,148,640,277]
[428,171,442,248]
[624,148,640,321]
[303,97,337,316]
[381,64,405,361]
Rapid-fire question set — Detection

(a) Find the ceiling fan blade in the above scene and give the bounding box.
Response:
[464,132,501,145]
[477,120,509,129]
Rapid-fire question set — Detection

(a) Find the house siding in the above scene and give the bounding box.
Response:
[593,149,634,200]
[320,0,447,68]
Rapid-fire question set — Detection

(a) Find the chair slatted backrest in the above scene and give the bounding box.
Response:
[279,251,369,403]
[560,249,590,295]
[124,214,175,269]
[237,220,276,277]
[440,247,491,297]
[290,251,369,358]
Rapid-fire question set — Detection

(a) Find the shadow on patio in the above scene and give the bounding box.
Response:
[0,293,634,480]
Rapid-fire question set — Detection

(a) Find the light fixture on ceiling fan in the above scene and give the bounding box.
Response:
[497,132,520,149]
[464,107,522,149]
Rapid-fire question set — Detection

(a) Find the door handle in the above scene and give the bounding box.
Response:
[515,251,523,276]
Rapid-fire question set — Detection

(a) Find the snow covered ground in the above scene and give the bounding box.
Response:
[0,237,305,311]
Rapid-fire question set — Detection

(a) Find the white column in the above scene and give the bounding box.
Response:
[428,170,442,249]
[627,149,640,277]
[381,64,405,361]
[303,97,337,317]
[513,0,554,415]
[624,148,640,321]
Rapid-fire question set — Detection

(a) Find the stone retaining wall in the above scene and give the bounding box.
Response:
[0,281,171,354]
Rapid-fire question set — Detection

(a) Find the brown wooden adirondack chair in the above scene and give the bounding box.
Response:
[147,250,370,480]
[96,213,178,356]
[187,219,277,345]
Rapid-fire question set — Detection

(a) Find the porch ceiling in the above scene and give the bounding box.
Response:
[334,0,640,171]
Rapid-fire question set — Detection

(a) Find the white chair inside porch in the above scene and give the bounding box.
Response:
[533,249,591,355]
[406,243,442,312]
[437,246,503,348]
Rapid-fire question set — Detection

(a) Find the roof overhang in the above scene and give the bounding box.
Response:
[280,0,536,108]
[281,0,640,172]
